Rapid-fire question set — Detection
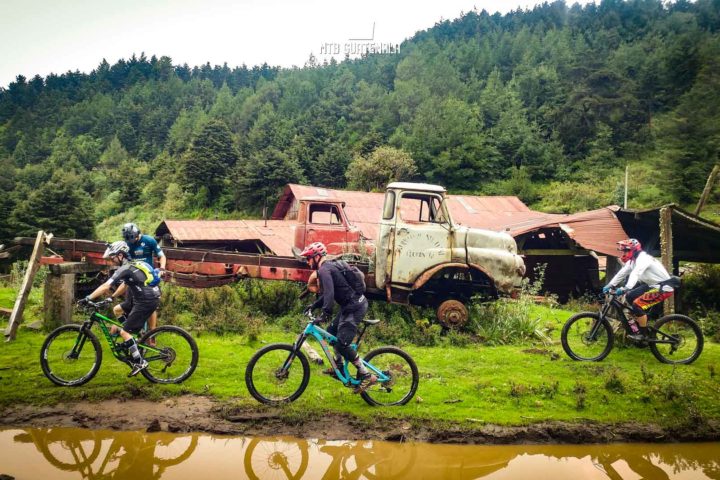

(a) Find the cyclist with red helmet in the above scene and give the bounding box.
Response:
[300,242,375,393]
[603,239,673,340]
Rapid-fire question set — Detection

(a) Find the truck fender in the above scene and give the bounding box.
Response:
[410,263,496,292]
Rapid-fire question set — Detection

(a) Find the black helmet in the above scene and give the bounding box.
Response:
[122,223,141,242]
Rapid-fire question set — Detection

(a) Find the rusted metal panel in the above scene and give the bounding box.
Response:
[509,207,629,257]
[156,220,296,256]
[17,237,373,290]
[274,184,543,244]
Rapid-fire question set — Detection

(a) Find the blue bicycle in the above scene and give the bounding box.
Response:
[245,313,419,406]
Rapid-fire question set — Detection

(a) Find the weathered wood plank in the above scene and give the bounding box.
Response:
[48,262,104,275]
[659,207,674,315]
[5,231,46,341]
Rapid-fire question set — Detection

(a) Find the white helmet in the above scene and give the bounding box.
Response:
[103,241,130,259]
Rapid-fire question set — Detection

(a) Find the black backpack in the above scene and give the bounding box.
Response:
[332,260,366,295]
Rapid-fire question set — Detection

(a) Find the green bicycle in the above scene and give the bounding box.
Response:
[40,298,199,386]
[245,312,419,406]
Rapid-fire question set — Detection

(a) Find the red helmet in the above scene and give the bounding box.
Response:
[617,238,642,262]
[300,242,327,259]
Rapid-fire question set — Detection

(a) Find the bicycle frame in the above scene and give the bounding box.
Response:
[78,310,162,362]
[282,321,391,388]
[594,294,681,348]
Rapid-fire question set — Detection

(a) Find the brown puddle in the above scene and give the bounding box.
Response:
[1,428,719,479]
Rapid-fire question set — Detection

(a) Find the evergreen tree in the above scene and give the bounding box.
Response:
[11,171,95,238]
[181,120,239,206]
[0,157,16,242]
[235,148,305,209]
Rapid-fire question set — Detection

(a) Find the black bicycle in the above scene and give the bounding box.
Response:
[40,299,199,386]
[561,290,703,364]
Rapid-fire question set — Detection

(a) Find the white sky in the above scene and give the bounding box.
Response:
[0,0,593,89]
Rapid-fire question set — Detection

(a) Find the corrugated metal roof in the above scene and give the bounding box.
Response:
[157,220,296,256]
[275,184,539,227]
[508,207,629,256]
[162,184,629,258]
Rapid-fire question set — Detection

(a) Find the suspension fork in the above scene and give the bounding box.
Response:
[588,304,612,339]
[70,320,94,358]
[280,332,308,371]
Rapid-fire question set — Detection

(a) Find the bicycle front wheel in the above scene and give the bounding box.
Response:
[561,312,614,361]
[245,343,310,405]
[40,325,102,386]
[649,314,704,365]
[361,346,419,407]
[139,326,199,384]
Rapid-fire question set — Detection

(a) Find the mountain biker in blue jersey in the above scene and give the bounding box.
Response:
[300,241,376,394]
[121,223,166,334]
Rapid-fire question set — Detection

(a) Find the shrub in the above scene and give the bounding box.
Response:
[467,265,549,345]
[235,279,304,317]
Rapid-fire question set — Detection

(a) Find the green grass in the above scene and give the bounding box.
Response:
[0,288,14,309]
[1,301,719,430]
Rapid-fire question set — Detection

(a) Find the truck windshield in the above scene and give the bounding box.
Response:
[399,194,448,224]
[309,204,342,225]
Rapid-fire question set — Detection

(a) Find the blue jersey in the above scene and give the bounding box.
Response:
[127,234,164,266]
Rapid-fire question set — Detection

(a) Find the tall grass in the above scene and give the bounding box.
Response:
[468,265,553,345]
[156,266,560,347]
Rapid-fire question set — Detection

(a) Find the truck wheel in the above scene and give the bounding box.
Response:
[436,299,468,329]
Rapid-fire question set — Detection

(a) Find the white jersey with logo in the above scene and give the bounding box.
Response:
[608,251,671,289]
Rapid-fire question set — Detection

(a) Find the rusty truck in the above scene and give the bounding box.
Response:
[12,182,525,328]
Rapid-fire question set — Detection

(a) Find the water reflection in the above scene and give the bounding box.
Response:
[1,427,718,480]
[9,428,197,479]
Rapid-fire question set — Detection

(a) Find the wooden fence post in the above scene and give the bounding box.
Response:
[5,231,46,341]
[43,262,105,330]
[659,207,674,315]
[44,273,76,330]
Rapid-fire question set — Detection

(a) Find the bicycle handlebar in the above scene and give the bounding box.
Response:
[77,298,113,310]
[304,310,328,325]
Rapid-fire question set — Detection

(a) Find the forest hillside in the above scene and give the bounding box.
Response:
[1,0,719,242]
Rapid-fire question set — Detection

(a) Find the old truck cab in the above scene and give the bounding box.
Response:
[375,182,525,327]
[292,197,374,257]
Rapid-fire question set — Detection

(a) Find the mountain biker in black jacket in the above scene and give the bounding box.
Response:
[300,242,375,393]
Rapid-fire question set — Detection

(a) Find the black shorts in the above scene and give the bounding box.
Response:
[119,296,159,333]
[328,296,368,345]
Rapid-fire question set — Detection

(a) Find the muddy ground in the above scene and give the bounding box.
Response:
[1,395,718,444]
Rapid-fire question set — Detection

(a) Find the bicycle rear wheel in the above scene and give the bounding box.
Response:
[561,312,614,361]
[139,326,199,384]
[245,343,310,405]
[649,314,704,364]
[40,325,102,386]
[360,346,419,406]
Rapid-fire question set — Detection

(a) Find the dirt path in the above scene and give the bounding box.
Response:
[1,395,718,444]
